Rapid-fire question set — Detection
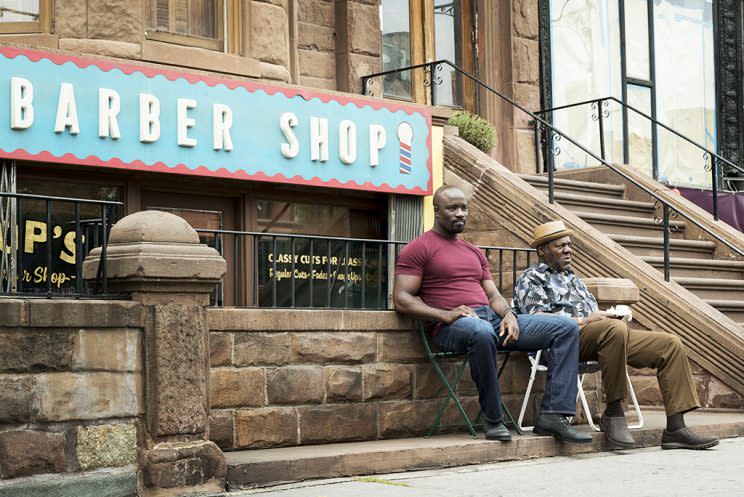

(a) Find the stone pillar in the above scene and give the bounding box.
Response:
[83,211,227,497]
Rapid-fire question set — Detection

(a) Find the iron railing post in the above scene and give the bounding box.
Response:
[343,241,349,309]
[533,119,542,174]
[712,156,719,221]
[429,62,436,106]
[290,237,296,308]
[548,137,555,204]
[361,242,366,309]
[663,203,670,282]
[597,99,606,161]
[271,236,277,306]
[45,199,52,295]
[309,239,314,307]
[100,205,109,295]
[233,235,239,306]
[75,203,82,294]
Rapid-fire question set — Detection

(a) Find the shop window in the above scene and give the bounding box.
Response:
[379,0,476,110]
[0,0,52,34]
[146,0,241,53]
[255,199,387,309]
[4,174,123,294]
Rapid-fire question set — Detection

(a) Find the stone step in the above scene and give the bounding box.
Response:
[706,299,744,322]
[673,277,744,300]
[609,235,715,259]
[224,409,744,490]
[518,174,626,199]
[575,211,687,239]
[553,192,656,216]
[642,257,744,280]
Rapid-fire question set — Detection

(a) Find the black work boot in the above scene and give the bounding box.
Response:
[533,413,593,444]
[482,418,512,442]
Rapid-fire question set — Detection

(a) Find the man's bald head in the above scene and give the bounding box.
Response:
[432,185,468,236]
[433,185,466,210]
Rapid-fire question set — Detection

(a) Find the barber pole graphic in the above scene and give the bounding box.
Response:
[397,121,413,174]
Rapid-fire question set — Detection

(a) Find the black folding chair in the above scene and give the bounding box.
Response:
[418,321,523,438]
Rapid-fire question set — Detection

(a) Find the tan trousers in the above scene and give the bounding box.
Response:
[579,319,700,416]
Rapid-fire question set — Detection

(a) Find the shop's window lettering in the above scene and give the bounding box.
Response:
[255,199,387,308]
[1,219,84,289]
[257,239,387,308]
[0,180,122,293]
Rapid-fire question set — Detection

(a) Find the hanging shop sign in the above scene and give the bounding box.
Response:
[0,46,432,195]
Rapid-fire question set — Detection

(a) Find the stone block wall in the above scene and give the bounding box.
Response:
[298,0,337,90]
[0,300,143,486]
[630,360,744,410]
[208,309,544,450]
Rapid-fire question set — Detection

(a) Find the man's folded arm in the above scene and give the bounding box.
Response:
[393,274,476,324]
[393,274,447,322]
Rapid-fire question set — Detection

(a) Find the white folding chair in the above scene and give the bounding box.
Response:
[517,350,644,432]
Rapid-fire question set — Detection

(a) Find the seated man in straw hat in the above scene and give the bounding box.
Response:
[393,186,591,444]
[513,220,718,450]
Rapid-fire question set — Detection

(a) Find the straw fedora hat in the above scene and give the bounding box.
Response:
[530,220,574,248]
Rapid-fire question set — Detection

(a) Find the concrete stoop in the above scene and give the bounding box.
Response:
[224,409,744,491]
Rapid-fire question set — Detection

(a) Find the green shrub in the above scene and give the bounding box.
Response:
[446,110,497,153]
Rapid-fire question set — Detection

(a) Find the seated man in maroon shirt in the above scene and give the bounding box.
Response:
[393,185,590,443]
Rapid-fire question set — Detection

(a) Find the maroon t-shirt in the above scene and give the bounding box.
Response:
[395,230,491,311]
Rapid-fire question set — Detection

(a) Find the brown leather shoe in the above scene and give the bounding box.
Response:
[661,427,719,450]
[599,414,636,449]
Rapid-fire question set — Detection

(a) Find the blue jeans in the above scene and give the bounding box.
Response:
[434,306,579,423]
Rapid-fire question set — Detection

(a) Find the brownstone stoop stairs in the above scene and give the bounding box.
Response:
[443,134,744,400]
[519,173,744,323]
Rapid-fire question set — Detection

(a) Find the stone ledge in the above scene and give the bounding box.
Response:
[583,278,640,305]
[0,467,136,497]
[27,300,141,328]
[141,40,261,78]
[225,410,744,489]
[0,300,27,326]
[0,34,59,49]
[208,309,414,331]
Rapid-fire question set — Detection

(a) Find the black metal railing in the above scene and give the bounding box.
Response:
[535,96,744,222]
[360,60,744,281]
[196,228,534,309]
[0,192,123,297]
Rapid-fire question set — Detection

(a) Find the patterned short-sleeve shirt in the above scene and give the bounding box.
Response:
[512,263,598,317]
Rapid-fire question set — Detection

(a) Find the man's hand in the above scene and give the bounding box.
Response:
[440,305,478,324]
[585,310,609,324]
[500,311,520,346]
